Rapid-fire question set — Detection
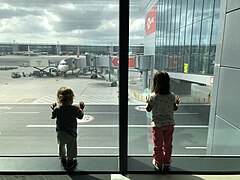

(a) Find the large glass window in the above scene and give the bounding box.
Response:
[156,0,218,76]
[146,0,221,158]
[0,0,120,156]
[3,0,239,173]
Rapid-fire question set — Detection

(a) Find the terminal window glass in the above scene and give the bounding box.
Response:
[1,0,239,171]
[131,0,221,157]
[0,0,120,156]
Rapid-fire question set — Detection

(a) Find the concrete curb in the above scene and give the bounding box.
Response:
[131,90,211,104]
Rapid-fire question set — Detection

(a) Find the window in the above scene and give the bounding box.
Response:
[1,0,240,173]
[0,0,120,157]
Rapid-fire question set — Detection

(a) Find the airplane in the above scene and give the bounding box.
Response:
[23,45,38,56]
[57,46,87,77]
[13,45,39,56]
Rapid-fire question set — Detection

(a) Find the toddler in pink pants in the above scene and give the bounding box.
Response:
[146,71,180,172]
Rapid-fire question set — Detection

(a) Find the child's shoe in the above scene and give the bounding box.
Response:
[59,157,67,167]
[65,159,78,170]
[152,159,162,171]
[163,163,170,172]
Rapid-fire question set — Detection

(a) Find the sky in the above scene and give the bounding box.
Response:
[0,0,147,46]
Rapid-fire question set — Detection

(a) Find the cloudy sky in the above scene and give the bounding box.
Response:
[0,0,147,46]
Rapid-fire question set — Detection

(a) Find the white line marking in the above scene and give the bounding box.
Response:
[185,147,207,150]
[2,111,198,115]
[5,112,40,114]
[175,113,199,115]
[77,147,118,149]
[86,112,199,115]
[128,125,208,128]
[175,125,208,128]
[87,112,198,115]
[86,112,118,114]
[0,106,12,110]
[26,125,208,128]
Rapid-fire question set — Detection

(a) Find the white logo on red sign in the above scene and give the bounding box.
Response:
[147,17,155,30]
[145,4,157,35]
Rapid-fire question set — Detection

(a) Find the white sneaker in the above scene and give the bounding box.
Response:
[152,159,162,171]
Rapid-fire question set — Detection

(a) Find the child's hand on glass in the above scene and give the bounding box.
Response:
[176,96,181,105]
[50,103,57,110]
[79,101,85,110]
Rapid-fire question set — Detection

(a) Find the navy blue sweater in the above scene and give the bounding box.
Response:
[51,105,84,137]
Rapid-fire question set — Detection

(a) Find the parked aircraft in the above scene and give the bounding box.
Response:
[57,46,87,76]
[13,45,46,56]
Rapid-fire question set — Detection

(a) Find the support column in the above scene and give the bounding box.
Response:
[142,70,148,90]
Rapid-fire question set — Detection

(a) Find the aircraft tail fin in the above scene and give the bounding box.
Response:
[77,45,80,58]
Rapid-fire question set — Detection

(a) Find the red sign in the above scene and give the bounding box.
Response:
[112,57,135,68]
[146,4,157,36]
[128,58,135,68]
[112,58,119,66]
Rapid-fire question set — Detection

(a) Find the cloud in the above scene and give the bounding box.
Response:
[0,0,146,45]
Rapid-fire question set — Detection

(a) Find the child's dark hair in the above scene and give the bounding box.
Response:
[57,87,75,106]
[152,71,170,94]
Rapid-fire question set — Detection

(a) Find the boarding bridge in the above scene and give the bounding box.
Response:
[65,56,87,69]
[137,55,214,95]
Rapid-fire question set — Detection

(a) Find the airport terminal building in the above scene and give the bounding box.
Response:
[145,0,220,86]
[0,43,144,56]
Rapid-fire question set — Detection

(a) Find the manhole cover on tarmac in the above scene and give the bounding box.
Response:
[77,114,94,123]
[135,106,146,111]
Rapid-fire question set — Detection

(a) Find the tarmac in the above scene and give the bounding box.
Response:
[0,66,212,105]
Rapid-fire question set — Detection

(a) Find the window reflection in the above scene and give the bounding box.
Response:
[0,0,121,156]
[194,0,203,22]
[203,0,214,19]
[186,0,194,25]
[155,0,219,75]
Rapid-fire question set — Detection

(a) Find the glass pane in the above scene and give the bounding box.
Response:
[180,0,187,28]
[186,0,194,25]
[209,14,219,75]
[203,0,214,19]
[175,0,181,29]
[185,24,192,57]
[199,17,212,74]
[0,0,120,156]
[194,0,203,22]
[129,0,150,155]
[129,0,219,158]
[214,0,221,15]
